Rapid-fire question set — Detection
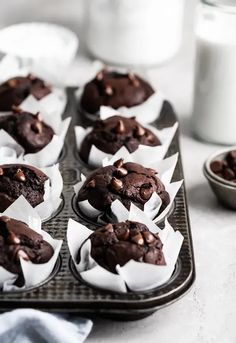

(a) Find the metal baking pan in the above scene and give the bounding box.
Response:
[0,89,195,320]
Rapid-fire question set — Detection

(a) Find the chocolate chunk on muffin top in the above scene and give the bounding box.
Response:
[0,108,54,153]
[0,215,54,276]
[80,220,165,273]
[80,70,154,114]
[79,115,161,163]
[0,74,52,111]
[78,159,170,213]
[0,164,48,212]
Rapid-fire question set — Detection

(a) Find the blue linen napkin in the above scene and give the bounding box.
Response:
[0,309,93,343]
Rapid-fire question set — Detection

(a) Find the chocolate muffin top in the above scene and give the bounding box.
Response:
[0,164,48,212]
[78,159,170,213]
[0,109,54,153]
[80,70,154,114]
[79,115,161,163]
[0,74,52,111]
[0,215,54,281]
[81,220,165,273]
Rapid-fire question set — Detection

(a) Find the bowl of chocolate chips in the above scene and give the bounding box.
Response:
[204,147,236,209]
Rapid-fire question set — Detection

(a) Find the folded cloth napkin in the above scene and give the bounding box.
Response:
[0,309,93,343]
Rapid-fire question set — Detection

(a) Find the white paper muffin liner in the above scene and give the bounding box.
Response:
[0,155,63,221]
[0,95,71,168]
[74,152,183,222]
[0,54,67,116]
[75,106,178,168]
[76,61,167,124]
[0,196,62,291]
[67,203,183,293]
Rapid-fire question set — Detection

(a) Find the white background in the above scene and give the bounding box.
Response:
[1,0,236,342]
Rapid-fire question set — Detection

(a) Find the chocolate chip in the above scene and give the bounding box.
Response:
[7,79,17,87]
[7,231,20,245]
[15,169,26,182]
[116,167,128,177]
[0,216,10,223]
[111,177,123,191]
[134,125,145,137]
[210,160,224,173]
[131,233,144,245]
[128,72,140,87]
[116,227,130,241]
[226,151,236,168]
[96,71,104,81]
[147,168,157,176]
[115,119,125,134]
[0,168,3,176]
[27,73,37,81]
[104,223,114,232]
[36,112,43,121]
[105,85,113,95]
[223,168,235,180]
[146,132,155,143]
[114,158,124,168]
[31,121,43,134]
[18,250,29,261]
[86,179,96,188]
[140,186,153,200]
[143,231,155,243]
[12,105,22,113]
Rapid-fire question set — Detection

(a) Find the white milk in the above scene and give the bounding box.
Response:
[86,0,184,66]
[192,3,236,145]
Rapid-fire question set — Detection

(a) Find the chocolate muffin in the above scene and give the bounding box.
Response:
[79,115,161,163]
[0,164,48,212]
[78,159,170,214]
[80,221,165,273]
[80,70,154,114]
[0,74,51,111]
[0,216,54,284]
[0,108,54,153]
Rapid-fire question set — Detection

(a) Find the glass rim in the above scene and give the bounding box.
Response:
[202,0,236,13]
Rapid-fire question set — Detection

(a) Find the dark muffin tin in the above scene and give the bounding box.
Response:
[0,89,195,320]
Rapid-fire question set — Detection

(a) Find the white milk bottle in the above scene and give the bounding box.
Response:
[192,0,236,145]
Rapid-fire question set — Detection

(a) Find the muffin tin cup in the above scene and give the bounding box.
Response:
[72,193,176,228]
[2,255,62,294]
[67,214,184,293]
[76,66,166,125]
[0,89,195,320]
[74,107,179,169]
[69,257,182,295]
[0,196,63,291]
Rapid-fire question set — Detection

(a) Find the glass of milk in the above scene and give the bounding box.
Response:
[85,0,185,66]
[192,0,236,145]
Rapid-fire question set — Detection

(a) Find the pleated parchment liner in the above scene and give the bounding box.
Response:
[0,54,67,117]
[75,106,178,168]
[68,203,183,293]
[0,196,62,291]
[0,155,63,221]
[0,95,71,168]
[74,152,183,223]
[76,60,167,124]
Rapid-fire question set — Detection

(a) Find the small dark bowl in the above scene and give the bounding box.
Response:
[203,147,236,209]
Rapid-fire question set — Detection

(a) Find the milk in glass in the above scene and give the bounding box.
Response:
[192,1,236,144]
